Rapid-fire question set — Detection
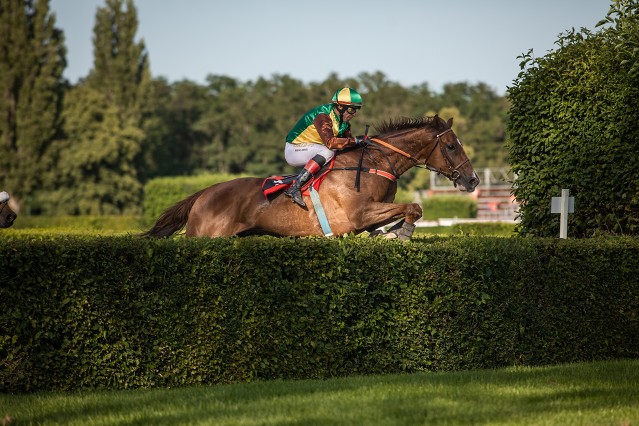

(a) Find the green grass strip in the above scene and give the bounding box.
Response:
[1,359,637,425]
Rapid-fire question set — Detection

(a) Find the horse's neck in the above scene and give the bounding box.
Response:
[375,129,430,176]
[334,128,433,176]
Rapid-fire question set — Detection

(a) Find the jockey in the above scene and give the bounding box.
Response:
[284,87,365,208]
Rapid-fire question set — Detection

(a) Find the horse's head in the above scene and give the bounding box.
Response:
[423,116,479,192]
[372,115,479,192]
[0,191,17,228]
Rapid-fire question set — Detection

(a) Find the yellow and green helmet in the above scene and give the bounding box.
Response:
[331,87,363,107]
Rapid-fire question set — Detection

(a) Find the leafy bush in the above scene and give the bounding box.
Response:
[507,3,639,237]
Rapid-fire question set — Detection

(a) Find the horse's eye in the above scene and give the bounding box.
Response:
[447,143,456,151]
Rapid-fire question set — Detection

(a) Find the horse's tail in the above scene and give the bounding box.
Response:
[140,189,206,238]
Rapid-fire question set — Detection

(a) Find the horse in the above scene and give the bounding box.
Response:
[0,191,17,228]
[142,115,480,240]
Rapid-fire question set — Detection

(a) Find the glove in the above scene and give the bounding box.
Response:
[355,135,368,146]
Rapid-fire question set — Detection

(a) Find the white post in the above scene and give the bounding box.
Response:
[559,188,569,239]
[551,189,574,239]
[484,168,492,190]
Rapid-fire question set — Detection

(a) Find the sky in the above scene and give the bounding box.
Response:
[49,0,611,95]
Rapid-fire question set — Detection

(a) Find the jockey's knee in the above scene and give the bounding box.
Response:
[314,148,334,165]
[312,154,329,167]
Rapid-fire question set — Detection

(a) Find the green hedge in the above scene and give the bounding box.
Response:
[1,235,638,392]
[421,195,477,220]
[143,173,246,224]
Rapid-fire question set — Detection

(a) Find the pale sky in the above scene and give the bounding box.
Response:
[50,0,611,95]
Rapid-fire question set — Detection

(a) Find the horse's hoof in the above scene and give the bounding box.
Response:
[398,222,416,240]
[384,232,398,239]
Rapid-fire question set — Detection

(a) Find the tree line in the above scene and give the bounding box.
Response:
[0,0,508,215]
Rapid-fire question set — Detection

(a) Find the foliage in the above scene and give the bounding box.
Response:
[421,195,477,220]
[507,0,639,237]
[39,84,145,214]
[0,0,66,213]
[36,0,150,215]
[1,235,637,392]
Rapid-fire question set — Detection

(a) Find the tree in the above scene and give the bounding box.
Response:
[0,0,65,213]
[43,0,150,214]
[40,83,145,214]
[140,78,209,179]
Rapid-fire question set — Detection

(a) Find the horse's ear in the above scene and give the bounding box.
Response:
[447,117,454,128]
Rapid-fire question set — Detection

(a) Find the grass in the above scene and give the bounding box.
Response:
[1,359,637,425]
[415,222,517,237]
[8,215,147,235]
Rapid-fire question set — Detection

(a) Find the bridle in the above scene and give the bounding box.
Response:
[369,128,470,186]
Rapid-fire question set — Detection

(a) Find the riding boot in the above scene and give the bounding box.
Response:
[285,156,324,208]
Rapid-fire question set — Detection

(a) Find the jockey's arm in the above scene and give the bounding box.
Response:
[314,114,355,149]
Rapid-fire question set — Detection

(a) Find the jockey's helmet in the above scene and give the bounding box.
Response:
[331,87,363,107]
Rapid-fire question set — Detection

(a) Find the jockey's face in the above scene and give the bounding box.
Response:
[336,104,360,122]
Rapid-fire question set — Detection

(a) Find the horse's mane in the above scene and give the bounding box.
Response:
[374,115,445,136]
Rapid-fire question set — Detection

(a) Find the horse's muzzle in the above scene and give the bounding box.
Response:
[458,173,480,193]
[2,212,16,228]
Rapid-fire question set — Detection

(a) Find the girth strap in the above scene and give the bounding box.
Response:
[309,186,333,237]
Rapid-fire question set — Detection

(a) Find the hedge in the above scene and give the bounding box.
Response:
[143,173,246,224]
[507,11,639,237]
[1,235,638,392]
[421,195,477,220]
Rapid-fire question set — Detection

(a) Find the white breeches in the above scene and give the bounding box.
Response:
[284,143,335,167]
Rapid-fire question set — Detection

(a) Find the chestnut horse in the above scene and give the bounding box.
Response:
[142,115,479,239]
[0,191,17,228]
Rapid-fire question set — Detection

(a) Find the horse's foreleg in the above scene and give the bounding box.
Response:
[354,202,422,239]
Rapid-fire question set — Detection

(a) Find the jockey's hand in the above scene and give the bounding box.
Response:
[355,135,368,146]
